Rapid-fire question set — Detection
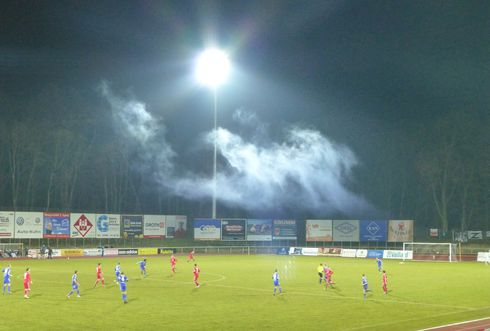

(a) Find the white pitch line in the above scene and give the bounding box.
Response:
[201,272,227,283]
[344,306,490,331]
[418,316,490,330]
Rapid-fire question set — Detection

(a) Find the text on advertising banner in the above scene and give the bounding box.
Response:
[367,250,384,259]
[246,219,272,241]
[332,220,360,242]
[0,211,15,238]
[121,215,144,239]
[143,215,166,238]
[43,212,70,238]
[194,219,221,240]
[138,248,158,255]
[71,213,96,238]
[383,250,413,260]
[221,219,246,241]
[61,249,83,257]
[387,220,414,242]
[14,212,43,239]
[118,248,138,256]
[166,215,187,238]
[359,220,387,242]
[272,219,297,240]
[306,220,332,242]
[95,214,121,238]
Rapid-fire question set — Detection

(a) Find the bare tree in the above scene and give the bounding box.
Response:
[7,121,42,210]
[417,118,461,234]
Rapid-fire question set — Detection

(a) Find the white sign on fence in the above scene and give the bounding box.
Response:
[71,213,96,238]
[383,250,413,260]
[356,249,368,258]
[143,215,166,238]
[0,211,15,238]
[95,214,121,238]
[288,247,319,256]
[477,252,490,263]
[306,220,333,241]
[340,249,357,258]
[14,212,43,238]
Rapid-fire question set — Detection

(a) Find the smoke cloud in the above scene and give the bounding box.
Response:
[173,125,371,215]
[101,85,372,217]
[99,82,175,174]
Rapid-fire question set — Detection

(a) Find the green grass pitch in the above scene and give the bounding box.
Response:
[1,255,489,331]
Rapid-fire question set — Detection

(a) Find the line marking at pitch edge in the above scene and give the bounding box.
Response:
[418,316,490,331]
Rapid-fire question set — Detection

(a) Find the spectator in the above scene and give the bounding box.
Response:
[41,245,47,259]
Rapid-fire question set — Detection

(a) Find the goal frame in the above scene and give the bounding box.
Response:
[402,242,458,262]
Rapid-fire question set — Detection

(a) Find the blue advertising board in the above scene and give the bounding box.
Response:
[367,250,384,258]
[360,220,387,242]
[276,247,290,255]
[43,212,70,238]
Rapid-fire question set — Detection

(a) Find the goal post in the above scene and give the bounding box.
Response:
[403,242,458,262]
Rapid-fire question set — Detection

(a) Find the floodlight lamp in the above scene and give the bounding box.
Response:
[195,48,230,88]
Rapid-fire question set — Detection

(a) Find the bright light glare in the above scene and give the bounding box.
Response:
[195,48,230,88]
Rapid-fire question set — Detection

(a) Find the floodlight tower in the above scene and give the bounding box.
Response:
[195,48,230,219]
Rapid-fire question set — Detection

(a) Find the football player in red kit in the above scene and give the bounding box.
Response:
[94,263,105,288]
[193,264,200,288]
[170,254,177,274]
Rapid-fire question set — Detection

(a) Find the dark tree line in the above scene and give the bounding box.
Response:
[0,87,488,234]
[355,109,489,235]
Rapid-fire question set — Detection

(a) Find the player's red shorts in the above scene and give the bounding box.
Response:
[97,273,103,280]
[194,275,199,281]
[24,282,30,290]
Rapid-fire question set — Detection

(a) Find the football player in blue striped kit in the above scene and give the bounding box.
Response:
[362,274,371,300]
[137,259,147,277]
[118,272,128,304]
[115,262,121,284]
[272,269,282,296]
[376,258,383,272]
[67,270,81,298]
[2,264,12,295]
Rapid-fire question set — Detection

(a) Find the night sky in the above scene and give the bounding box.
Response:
[1,1,489,222]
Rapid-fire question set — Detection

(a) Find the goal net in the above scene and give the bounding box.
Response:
[403,242,458,262]
[0,243,24,258]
